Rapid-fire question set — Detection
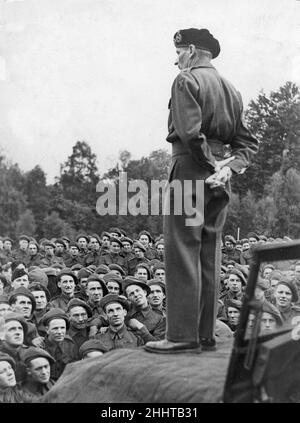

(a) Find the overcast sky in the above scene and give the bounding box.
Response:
[1,0,300,182]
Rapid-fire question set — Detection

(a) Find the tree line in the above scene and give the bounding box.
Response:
[0,81,299,240]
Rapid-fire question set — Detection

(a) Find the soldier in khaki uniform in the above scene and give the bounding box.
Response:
[146,28,258,354]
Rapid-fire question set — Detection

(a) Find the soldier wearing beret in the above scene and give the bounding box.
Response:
[219,268,246,307]
[95,294,152,350]
[11,235,30,263]
[40,241,65,268]
[2,237,14,262]
[10,268,30,292]
[109,227,122,239]
[138,231,159,261]
[0,312,29,384]
[64,242,83,268]
[49,270,79,312]
[145,27,258,354]
[259,302,283,336]
[103,272,123,295]
[29,283,51,338]
[75,234,89,260]
[22,347,55,396]
[123,277,166,341]
[79,339,108,359]
[108,263,126,277]
[26,241,43,268]
[120,237,135,261]
[273,281,300,328]
[240,232,259,266]
[67,298,93,349]
[152,263,165,283]
[99,232,111,256]
[126,241,150,276]
[155,240,165,262]
[147,279,166,317]
[0,295,11,318]
[0,353,34,403]
[222,235,241,264]
[134,262,151,282]
[225,299,242,332]
[83,235,102,267]
[42,308,79,380]
[99,237,127,271]
[8,287,43,347]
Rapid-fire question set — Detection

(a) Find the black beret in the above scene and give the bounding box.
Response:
[0,353,16,370]
[123,277,151,296]
[42,308,70,329]
[101,232,111,239]
[224,235,236,245]
[61,236,71,243]
[247,232,259,240]
[109,237,123,247]
[120,237,133,245]
[69,242,79,249]
[95,265,110,275]
[9,287,36,312]
[11,268,28,282]
[3,237,13,244]
[70,264,83,272]
[173,28,220,59]
[138,231,153,243]
[147,279,166,293]
[4,312,28,335]
[100,294,130,312]
[67,298,92,317]
[133,241,146,252]
[86,274,109,296]
[226,299,242,311]
[57,269,78,285]
[261,302,283,326]
[54,239,67,247]
[43,240,56,248]
[23,347,55,366]
[108,264,125,275]
[109,227,122,237]
[79,339,108,358]
[28,282,51,301]
[153,262,165,273]
[19,235,30,242]
[228,268,247,286]
[76,234,90,243]
[77,268,93,280]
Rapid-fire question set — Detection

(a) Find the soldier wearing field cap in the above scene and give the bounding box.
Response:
[42,308,78,381]
[22,347,55,396]
[145,27,258,354]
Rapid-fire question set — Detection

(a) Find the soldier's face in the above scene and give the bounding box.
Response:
[294,265,300,283]
[70,246,79,256]
[11,295,33,318]
[4,321,24,347]
[227,307,240,326]
[243,242,250,250]
[90,238,100,251]
[270,279,279,293]
[106,281,121,295]
[135,268,148,281]
[58,275,75,296]
[0,361,16,388]
[110,242,121,254]
[78,238,87,249]
[19,240,28,251]
[122,242,131,253]
[148,285,165,308]
[3,241,12,250]
[11,276,29,290]
[263,268,273,280]
[249,237,257,245]
[175,47,190,70]
[55,244,65,254]
[228,275,242,293]
[105,302,127,327]
[86,281,103,303]
[225,241,234,250]
[28,244,38,255]
[154,269,165,282]
[45,246,54,256]
[134,248,144,258]
[126,285,148,308]
[156,244,164,254]
[260,312,277,335]
[47,319,66,342]
[0,303,11,318]
[274,284,292,308]
[102,236,110,248]
[139,235,149,247]
[69,306,88,329]
[32,291,47,310]
[28,357,51,384]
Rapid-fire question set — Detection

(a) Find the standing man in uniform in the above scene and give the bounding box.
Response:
[146,28,258,353]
